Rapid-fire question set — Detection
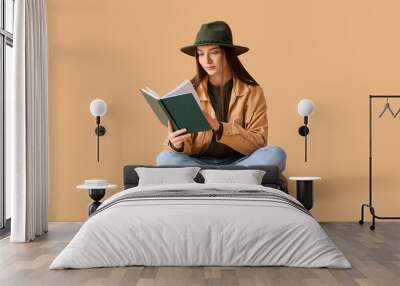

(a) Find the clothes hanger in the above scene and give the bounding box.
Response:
[393,106,400,118]
[378,97,396,118]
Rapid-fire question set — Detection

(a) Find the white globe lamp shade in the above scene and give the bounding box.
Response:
[90,99,107,117]
[297,99,315,117]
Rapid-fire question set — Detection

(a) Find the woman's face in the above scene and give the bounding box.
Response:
[197,45,225,76]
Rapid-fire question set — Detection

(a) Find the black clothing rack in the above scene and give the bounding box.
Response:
[359,95,400,230]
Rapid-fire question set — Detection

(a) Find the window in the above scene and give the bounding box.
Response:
[0,0,14,234]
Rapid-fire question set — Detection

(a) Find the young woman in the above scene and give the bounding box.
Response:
[156,21,286,171]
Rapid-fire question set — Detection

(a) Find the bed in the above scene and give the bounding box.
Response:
[50,165,350,269]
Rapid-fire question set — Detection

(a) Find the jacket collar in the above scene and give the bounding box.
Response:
[197,74,250,102]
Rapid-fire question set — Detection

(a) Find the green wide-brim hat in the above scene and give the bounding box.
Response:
[181,21,249,57]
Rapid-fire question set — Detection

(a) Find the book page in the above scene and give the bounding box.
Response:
[140,87,160,99]
[163,79,202,108]
[145,87,160,98]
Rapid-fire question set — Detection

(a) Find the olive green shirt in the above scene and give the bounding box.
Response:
[201,79,242,157]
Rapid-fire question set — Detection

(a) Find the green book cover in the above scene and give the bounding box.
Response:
[160,93,211,132]
[140,80,211,132]
[139,88,175,128]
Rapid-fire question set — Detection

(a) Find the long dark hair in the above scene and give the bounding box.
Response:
[191,46,258,119]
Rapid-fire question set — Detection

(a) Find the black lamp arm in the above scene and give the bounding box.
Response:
[94,116,106,162]
[298,116,310,162]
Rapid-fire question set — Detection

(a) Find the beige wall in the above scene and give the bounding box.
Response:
[47,0,400,221]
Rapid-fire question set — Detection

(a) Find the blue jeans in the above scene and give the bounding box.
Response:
[155,146,287,172]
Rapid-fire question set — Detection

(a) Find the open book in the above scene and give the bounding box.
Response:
[140,80,211,132]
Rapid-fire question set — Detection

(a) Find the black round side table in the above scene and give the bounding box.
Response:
[289,177,321,210]
[77,180,117,216]
[88,189,106,215]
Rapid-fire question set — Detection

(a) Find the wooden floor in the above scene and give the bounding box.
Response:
[0,222,399,286]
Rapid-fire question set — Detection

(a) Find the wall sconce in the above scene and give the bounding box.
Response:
[297,99,315,162]
[90,99,107,162]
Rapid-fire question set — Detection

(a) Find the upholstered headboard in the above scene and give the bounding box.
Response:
[123,165,288,193]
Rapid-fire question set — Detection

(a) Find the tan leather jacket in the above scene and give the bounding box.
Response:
[163,75,268,156]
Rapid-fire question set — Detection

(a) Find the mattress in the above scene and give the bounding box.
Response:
[50,183,351,269]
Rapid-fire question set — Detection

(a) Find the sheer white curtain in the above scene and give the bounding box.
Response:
[8,0,48,242]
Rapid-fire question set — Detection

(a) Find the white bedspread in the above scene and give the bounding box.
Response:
[50,183,351,269]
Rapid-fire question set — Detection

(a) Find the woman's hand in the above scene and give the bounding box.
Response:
[167,121,191,150]
[203,110,220,132]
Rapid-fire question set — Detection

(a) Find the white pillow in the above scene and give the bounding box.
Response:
[135,167,201,186]
[200,169,266,185]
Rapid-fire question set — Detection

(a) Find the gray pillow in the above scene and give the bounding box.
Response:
[135,167,201,186]
[200,169,266,185]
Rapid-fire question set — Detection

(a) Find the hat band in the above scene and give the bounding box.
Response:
[194,39,234,46]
